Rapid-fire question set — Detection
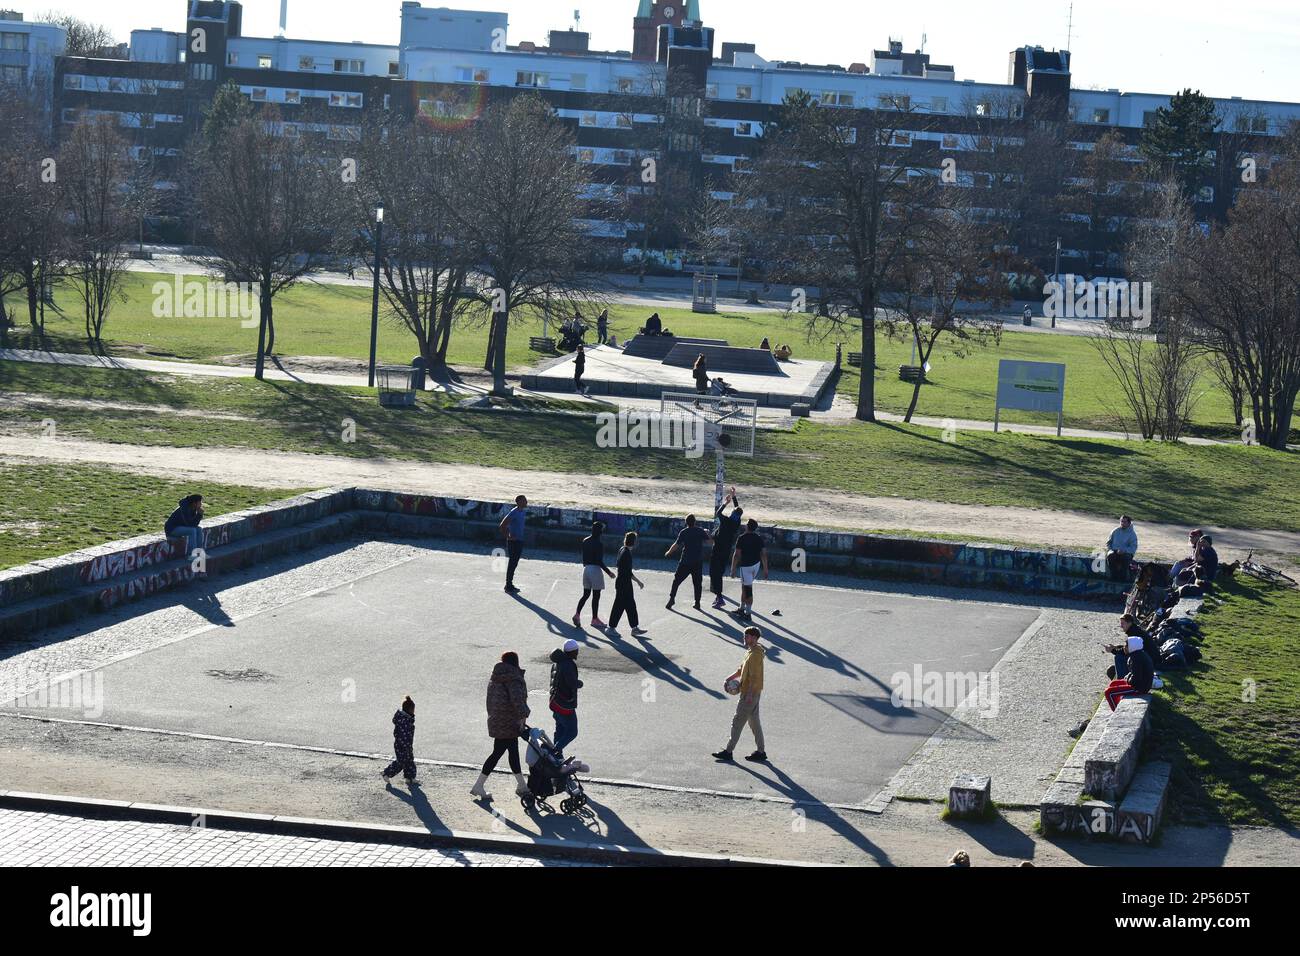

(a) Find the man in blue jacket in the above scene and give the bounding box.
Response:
[164,494,205,562]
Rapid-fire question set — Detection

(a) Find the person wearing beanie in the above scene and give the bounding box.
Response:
[549,639,584,754]
[381,696,418,785]
[472,652,532,800]
[713,626,768,763]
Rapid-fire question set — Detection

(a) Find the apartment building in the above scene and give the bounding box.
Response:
[29,0,1300,269]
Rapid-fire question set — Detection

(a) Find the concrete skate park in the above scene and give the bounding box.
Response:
[520,333,837,411]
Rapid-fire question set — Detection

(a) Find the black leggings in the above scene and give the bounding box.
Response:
[481,737,521,775]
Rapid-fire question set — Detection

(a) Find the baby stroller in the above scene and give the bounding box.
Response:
[519,726,589,815]
[708,376,737,398]
[558,319,587,352]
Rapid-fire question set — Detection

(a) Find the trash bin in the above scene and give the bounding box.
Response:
[377,366,417,407]
[410,356,427,391]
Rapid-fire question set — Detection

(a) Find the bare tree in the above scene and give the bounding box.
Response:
[886,198,1005,422]
[748,91,941,421]
[59,115,132,350]
[1183,128,1300,448]
[449,95,604,396]
[35,10,119,58]
[1091,179,1202,440]
[192,108,346,378]
[352,114,474,370]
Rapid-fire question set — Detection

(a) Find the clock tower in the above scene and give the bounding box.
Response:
[632,0,699,61]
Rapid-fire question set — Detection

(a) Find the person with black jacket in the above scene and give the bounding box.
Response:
[710,487,743,609]
[573,520,614,629]
[573,343,587,395]
[549,640,584,754]
[607,531,646,636]
[380,695,418,785]
[164,493,205,562]
[666,513,711,611]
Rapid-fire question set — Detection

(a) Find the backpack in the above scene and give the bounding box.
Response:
[1158,638,1188,669]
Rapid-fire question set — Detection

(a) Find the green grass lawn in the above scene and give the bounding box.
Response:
[5,360,1298,533]
[0,460,307,569]
[1148,576,1300,827]
[8,270,1293,441]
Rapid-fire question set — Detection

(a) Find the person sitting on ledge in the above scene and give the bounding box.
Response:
[760,337,771,351]
[774,344,793,361]
[642,312,663,336]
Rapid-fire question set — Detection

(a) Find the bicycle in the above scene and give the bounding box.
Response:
[1239,550,1298,588]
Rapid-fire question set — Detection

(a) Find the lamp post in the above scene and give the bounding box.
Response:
[1051,236,1061,329]
[367,202,385,388]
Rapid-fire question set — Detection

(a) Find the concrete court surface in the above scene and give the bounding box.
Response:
[5,541,1039,807]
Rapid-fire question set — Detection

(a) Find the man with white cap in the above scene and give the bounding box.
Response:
[549,639,584,754]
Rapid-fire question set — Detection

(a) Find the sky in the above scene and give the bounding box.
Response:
[16,0,1300,103]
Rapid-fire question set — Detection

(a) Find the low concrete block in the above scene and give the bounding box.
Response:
[1116,761,1172,844]
[947,773,992,818]
[1084,696,1150,801]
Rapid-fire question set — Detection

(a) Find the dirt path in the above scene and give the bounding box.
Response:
[4,433,1297,563]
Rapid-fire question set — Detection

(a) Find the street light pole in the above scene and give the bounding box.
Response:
[368,203,384,388]
[1052,236,1061,329]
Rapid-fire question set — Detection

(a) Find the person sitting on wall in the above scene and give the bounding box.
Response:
[774,344,792,361]
[1167,528,1204,584]
[760,337,771,351]
[1104,515,1138,581]
[641,312,663,336]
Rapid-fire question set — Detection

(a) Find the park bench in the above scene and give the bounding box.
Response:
[529,336,556,353]
[898,365,925,383]
[846,351,863,367]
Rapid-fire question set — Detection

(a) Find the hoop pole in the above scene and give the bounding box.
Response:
[715,448,726,512]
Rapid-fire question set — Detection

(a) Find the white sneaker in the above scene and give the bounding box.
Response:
[470,773,492,799]
[514,773,531,796]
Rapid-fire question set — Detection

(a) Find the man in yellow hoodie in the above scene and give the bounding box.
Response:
[713,626,767,763]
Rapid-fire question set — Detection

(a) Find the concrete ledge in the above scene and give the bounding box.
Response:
[1116,761,1172,844]
[1084,696,1150,801]
[1040,702,1112,837]
[0,790,803,867]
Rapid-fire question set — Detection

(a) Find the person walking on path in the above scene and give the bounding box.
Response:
[164,493,206,566]
[549,639,584,754]
[498,494,528,594]
[607,531,646,636]
[666,513,711,611]
[471,652,532,800]
[574,343,587,395]
[596,308,609,345]
[574,520,614,628]
[381,695,418,785]
[730,518,769,622]
[709,487,743,609]
[692,354,709,396]
[713,626,767,763]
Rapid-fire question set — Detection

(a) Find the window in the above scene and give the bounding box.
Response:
[613,150,632,164]
[251,88,267,102]
[975,101,991,116]
[281,123,299,138]
[1091,108,1110,124]
[327,125,361,141]
[333,58,364,73]
[1143,110,1158,128]
[876,93,905,110]
[328,92,363,108]
[705,83,718,98]
[735,85,753,100]
[941,133,960,150]
[191,62,214,80]
[1,32,29,51]
[61,107,78,123]
[735,121,754,136]
[227,52,239,66]
[516,70,549,87]
[383,94,391,110]
[615,113,632,128]
[284,89,301,104]
[258,54,273,69]
[931,96,948,113]
[670,133,698,151]
[580,112,597,127]
[63,74,81,89]
[298,56,315,70]
[890,130,912,147]
[1252,116,1268,133]
[616,76,635,93]
[388,61,400,77]
[577,148,595,163]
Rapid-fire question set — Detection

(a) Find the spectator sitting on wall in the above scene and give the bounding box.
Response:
[1106,613,1151,679]
[760,337,771,351]
[1102,634,1154,709]
[1168,528,1204,583]
[1105,515,1138,580]
[1193,535,1218,584]
[774,344,792,361]
[642,312,663,336]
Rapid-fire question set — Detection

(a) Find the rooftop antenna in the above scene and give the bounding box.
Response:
[1066,1,1073,50]
[574,8,580,31]
[921,31,926,54]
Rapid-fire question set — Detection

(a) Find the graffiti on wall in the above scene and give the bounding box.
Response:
[79,540,185,585]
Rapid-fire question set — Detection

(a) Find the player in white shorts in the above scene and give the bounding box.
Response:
[729,518,769,622]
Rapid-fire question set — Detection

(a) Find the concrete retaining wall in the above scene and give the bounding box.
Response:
[1,487,1128,641]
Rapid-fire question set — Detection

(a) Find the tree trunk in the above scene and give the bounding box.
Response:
[23,261,39,328]
[856,290,877,422]
[491,306,509,395]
